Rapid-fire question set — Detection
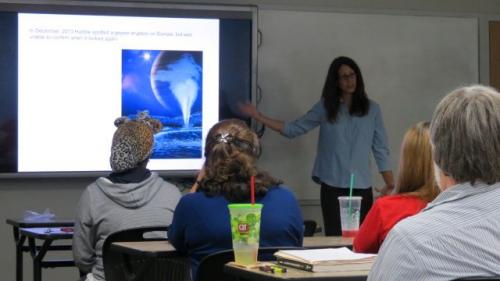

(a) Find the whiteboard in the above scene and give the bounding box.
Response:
[255,10,478,200]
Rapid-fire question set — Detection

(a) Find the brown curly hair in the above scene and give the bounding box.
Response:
[198,119,282,202]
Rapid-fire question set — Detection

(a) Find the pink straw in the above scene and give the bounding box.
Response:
[250,176,255,205]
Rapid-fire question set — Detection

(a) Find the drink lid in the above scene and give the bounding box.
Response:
[228,203,263,209]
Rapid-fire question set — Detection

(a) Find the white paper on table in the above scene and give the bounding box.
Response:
[274,247,377,263]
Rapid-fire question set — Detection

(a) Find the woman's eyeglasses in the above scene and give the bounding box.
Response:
[339,73,356,81]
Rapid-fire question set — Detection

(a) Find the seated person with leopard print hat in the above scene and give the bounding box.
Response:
[73,111,182,281]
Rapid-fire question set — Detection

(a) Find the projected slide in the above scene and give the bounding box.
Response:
[17,13,219,172]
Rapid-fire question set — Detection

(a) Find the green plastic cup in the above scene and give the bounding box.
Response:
[228,203,262,266]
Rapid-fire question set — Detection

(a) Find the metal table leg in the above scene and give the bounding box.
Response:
[13,226,26,281]
[28,238,52,281]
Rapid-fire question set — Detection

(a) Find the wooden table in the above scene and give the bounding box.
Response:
[109,240,189,281]
[19,228,75,281]
[109,236,352,256]
[6,219,74,281]
[224,236,359,280]
[110,240,176,256]
[225,261,370,281]
[109,236,355,281]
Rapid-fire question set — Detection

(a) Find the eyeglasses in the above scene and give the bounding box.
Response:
[339,73,356,81]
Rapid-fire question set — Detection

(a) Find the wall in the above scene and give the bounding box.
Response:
[1,1,500,281]
[1,178,91,281]
[255,10,478,201]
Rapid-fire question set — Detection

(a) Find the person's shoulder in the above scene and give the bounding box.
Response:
[262,186,300,212]
[373,195,425,218]
[371,215,426,281]
[267,185,295,195]
[158,179,182,194]
[143,174,181,201]
[380,211,444,271]
[86,179,100,190]
[173,192,199,210]
[383,216,419,246]
[388,205,438,244]
[376,194,422,205]
[265,185,299,201]
[87,177,110,194]
[179,192,230,214]
[365,195,395,215]
[368,99,381,111]
[149,172,180,190]
[76,179,105,210]
[312,99,327,111]
[179,191,217,205]
[372,194,404,206]
[371,195,389,209]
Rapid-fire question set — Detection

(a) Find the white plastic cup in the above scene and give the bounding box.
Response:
[338,196,362,238]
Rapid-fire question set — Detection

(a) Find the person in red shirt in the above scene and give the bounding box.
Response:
[353,121,439,254]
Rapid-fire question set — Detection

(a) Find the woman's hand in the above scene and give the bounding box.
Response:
[238,102,260,119]
[377,171,394,196]
[374,183,394,196]
[238,101,285,133]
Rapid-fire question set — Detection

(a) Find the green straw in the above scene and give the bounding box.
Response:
[348,173,355,216]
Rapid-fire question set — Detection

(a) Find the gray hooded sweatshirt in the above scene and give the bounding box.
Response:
[72,172,181,281]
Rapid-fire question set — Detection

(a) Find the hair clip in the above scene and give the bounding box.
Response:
[215,133,233,144]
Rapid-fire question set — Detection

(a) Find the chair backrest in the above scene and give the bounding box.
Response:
[103,225,190,281]
[303,220,317,237]
[196,246,302,281]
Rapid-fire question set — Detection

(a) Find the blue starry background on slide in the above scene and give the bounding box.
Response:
[121,49,204,159]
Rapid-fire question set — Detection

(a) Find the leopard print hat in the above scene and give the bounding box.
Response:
[110,111,163,172]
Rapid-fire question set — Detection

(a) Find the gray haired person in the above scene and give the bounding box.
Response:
[368,85,500,281]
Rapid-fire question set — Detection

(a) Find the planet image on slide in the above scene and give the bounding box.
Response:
[121,49,203,159]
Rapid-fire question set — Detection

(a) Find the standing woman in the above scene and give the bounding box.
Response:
[240,56,394,236]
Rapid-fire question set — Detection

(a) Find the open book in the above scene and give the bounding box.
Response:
[273,247,376,272]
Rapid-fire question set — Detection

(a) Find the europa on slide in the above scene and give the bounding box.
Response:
[121,49,203,159]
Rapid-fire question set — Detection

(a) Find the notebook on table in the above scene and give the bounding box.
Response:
[273,247,376,272]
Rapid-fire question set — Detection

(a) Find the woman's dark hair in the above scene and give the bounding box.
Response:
[198,119,282,202]
[322,56,370,122]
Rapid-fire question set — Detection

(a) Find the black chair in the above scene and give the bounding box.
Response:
[303,220,318,237]
[196,246,302,281]
[102,225,190,281]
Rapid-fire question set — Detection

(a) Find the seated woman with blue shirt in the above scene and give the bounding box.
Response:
[240,56,394,236]
[168,119,304,280]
